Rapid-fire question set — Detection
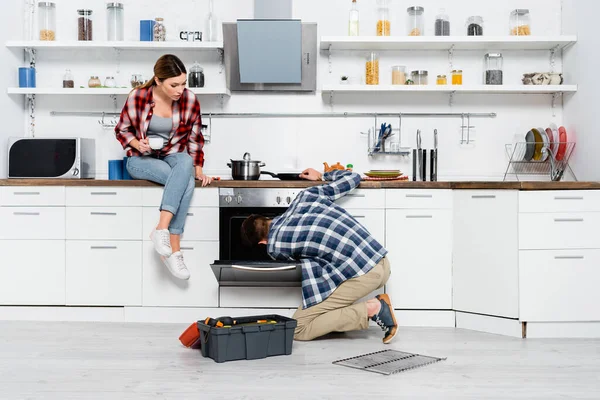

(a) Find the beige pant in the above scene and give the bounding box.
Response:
[292,257,391,341]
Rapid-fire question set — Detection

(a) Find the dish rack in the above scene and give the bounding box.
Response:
[503,142,576,181]
[367,127,411,156]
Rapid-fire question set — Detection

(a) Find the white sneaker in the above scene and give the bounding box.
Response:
[150,229,172,257]
[161,251,191,280]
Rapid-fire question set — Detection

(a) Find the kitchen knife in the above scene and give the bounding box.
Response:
[421,149,427,182]
[412,149,417,181]
[431,129,438,181]
[416,130,422,181]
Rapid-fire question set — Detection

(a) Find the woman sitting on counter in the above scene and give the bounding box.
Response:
[115,54,211,281]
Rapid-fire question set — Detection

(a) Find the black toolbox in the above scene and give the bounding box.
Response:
[197,314,297,363]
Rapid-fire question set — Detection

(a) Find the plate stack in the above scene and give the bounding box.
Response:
[363,170,407,181]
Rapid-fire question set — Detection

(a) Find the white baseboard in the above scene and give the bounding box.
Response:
[124,307,297,323]
[525,322,600,338]
[395,310,455,327]
[456,312,522,338]
[0,306,126,322]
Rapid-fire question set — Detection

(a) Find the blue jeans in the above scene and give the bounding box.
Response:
[126,152,195,235]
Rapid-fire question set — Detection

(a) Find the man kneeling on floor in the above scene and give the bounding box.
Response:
[240,167,398,344]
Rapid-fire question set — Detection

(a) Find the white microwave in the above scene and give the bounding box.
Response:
[8,137,96,179]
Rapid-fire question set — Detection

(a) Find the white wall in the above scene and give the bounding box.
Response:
[3,0,568,180]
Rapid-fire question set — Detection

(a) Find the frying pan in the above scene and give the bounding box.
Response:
[261,171,303,181]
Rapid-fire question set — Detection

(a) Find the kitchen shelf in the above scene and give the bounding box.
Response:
[7,87,231,96]
[320,36,577,51]
[5,40,223,50]
[321,85,577,95]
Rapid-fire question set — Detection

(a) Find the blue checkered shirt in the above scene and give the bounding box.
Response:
[267,170,388,309]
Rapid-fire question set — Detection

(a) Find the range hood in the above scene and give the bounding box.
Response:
[223,0,317,92]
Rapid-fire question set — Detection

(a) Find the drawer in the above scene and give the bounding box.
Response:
[519,213,600,250]
[142,207,219,241]
[0,240,65,305]
[0,207,65,240]
[66,207,142,240]
[66,241,142,306]
[519,249,600,321]
[386,189,452,209]
[334,189,385,209]
[66,187,143,207]
[519,190,600,213]
[347,209,385,245]
[0,186,65,206]
[143,187,218,207]
[220,287,302,309]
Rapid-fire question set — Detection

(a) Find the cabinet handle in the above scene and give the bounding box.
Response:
[91,212,117,216]
[180,247,195,251]
[13,212,40,216]
[90,246,118,250]
[554,196,584,201]
[406,194,433,198]
[346,194,365,198]
[13,192,40,196]
[187,213,194,217]
[406,215,433,219]
[554,218,584,223]
[352,215,366,219]
[554,255,584,260]
[90,192,117,196]
[232,265,296,272]
[471,195,496,199]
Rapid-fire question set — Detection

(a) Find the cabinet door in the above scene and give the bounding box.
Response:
[142,241,219,307]
[385,209,452,309]
[347,209,385,246]
[453,191,519,318]
[0,240,65,305]
[66,241,142,306]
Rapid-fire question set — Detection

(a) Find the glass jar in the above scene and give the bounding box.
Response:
[466,16,483,36]
[376,0,390,36]
[77,9,93,41]
[189,62,205,88]
[435,9,450,36]
[391,66,407,85]
[407,6,424,36]
[348,0,359,36]
[106,2,124,41]
[365,52,380,85]
[154,17,166,41]
[38,2,56,41]
[411,70,428,85]
[485,53,503,85]
[63,69,74,88]
[451,69,463,85]
[510,9,531,36]
[130,74,144,88]
[88,76,101,88]
[205,0,219,41]
[104,76,116,88]
[437,74,447,85]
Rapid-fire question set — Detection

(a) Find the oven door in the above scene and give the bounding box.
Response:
[210,260,302,287]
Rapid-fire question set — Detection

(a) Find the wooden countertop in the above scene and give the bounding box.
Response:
[1,179,600,190]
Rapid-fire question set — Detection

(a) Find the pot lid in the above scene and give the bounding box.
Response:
[230,152,263,163]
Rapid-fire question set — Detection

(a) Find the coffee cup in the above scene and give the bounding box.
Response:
[149,137,164,150]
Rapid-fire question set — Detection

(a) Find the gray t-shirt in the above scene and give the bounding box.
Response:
[147,115,173,147]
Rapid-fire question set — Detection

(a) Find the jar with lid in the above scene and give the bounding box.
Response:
[77,9,93,41]
[38,2,56,41]
[63,69,74,88]
[451,69,463,85]
[407,6,424,36]
[466,16,483,36]
[411,70,428,85]
[392,66,406,85]
[154,17,166,41]
[376,0,390,36]
[130,74,144,88]
[365,52,380,85]
[436,74,447,85]
[106,2,124,41]
[88,76,101,88]
[485,53,503,85]
[510,9,531,36]
[104,76,116,88]
[188,62,205,88]
[435,9,450,36]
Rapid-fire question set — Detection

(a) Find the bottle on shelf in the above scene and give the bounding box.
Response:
[205,0,219,41]
[62,69,74,88]
[348,0,359,36]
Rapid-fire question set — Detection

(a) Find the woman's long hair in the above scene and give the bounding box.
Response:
[139,54,187,90]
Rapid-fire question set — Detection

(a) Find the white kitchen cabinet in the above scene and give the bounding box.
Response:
[142,207,219,242]
[66,207,143,240]
[219,287,302,309]
[335,189,385,209]
[453,190,519,318]
[0,207,65,240]
[66,187,143,207]
[347,209,385,245]
[386,189,453,210]
[519,190,600,213]
[385,209,453,309]
[519,212,600,250]
[0,240,65,305]
[66,241,142,306]
[0,186,65,206]
[142,241,219,307]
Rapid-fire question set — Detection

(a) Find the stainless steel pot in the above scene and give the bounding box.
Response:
[227,152,266,180]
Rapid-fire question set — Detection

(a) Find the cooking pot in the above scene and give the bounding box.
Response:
[227,152,265,180]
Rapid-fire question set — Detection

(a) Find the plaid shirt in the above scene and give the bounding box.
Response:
[114,87,205,166]
[267,170,388,309]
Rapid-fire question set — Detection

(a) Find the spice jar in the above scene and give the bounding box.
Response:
[391,66,407,85]
[376,0,390,36]
[365,52,380,85]
[466,16,483,36]
[435,9,450,36]
[153,17,166,41]
[188,62,205,88]
[77,9,93,41]
[510,9,531,36]
[88,76,101,88]
[451,69,463,85]
[130,74,144,88]
[62,69,74,88]
[38,2,56,41]
[106,2,124,41]
[104,76,116,88]
[411,70,428,85]
[436,74,447,85]
[407,6,424,36]
[485,53,503,85]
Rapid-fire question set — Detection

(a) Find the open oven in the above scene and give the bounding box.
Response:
[211,188,303,287]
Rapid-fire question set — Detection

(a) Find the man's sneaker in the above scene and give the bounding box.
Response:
[161,252,190,280]
[150,229,172,257]
[370,294,398,344]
